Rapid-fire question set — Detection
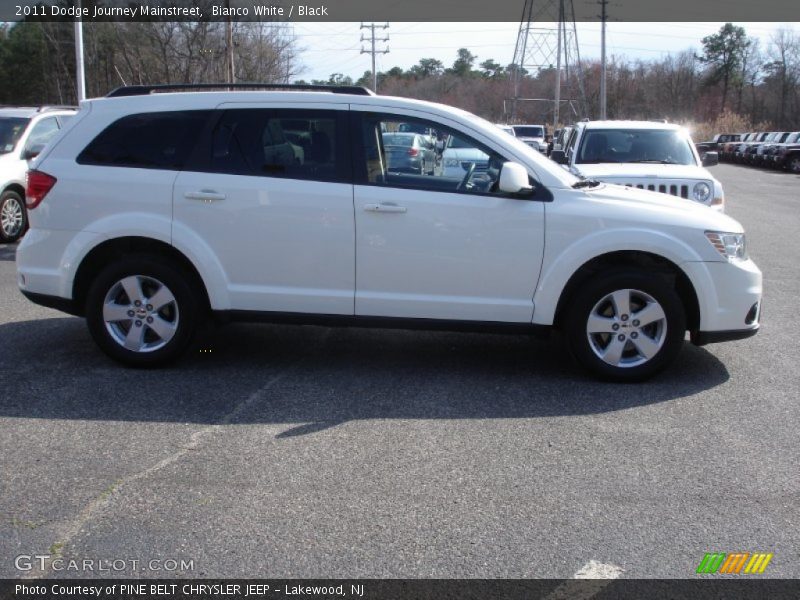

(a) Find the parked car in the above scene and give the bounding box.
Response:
[770,132,800,172]
[720,133,752,161]
[512,124,547,153]
[696,133,741,155]
[381,132,436,175]
[0,106,76,242]
[495,124,516,137]
[551,126,573,155]
[745,132,786,165]
[735,132,770,163]
[17,83,760,381]
[441,133,490,179]
[550,120,725,210]
[755,131,791,166]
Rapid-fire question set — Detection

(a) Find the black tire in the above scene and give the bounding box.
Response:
[788,156,800,174]
[85,255,200,367]
[563,269,686,382]
[0,190,27,243]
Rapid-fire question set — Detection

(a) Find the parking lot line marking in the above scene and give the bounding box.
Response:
[542,560,623,600]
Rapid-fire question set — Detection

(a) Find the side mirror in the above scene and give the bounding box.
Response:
[22,144,45,161]
[499,162,534,195]
[550,149,568,164]
[702,151,719,167]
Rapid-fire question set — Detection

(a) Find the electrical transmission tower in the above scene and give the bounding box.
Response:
[508,0,586,129]
[360,23,389,92]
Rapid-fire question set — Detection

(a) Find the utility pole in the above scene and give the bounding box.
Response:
[599,0,608,119]
[553,1,564,132]
[360,23,389,92]
[74,0,85,101]
[225,0,235,84]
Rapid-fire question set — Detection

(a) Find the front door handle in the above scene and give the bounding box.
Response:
[184,190,226,202]
[364,202,407,214]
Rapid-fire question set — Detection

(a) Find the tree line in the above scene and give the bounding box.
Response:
[1,21,797,136]
[303,24,800,135]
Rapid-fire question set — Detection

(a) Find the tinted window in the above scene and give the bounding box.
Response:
[0,117,29,154]
[77,111,210,170]
[209,109,344,183]
[513,126,544,138]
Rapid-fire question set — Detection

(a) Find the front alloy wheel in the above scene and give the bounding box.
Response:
[565,270,686,381]
[586,289,667,369]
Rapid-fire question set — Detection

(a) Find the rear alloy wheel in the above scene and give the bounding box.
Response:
[565,270,686,381]
[0,190,27,243]
[86,256,199,366]
[788,156,800,174]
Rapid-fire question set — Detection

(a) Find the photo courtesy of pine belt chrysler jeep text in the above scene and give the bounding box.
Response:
[16,84,761,381]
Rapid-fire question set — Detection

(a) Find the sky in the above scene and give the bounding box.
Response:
[291,22,796,84]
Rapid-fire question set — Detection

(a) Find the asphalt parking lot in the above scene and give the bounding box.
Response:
[1,163,798,579]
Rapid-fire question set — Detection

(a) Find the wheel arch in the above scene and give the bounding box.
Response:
[552,250,700,333]
[72,237,211,317]
[2,182,25,198]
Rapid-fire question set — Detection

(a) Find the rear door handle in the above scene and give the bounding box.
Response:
[184,190,226,202]
[364,202,407,213]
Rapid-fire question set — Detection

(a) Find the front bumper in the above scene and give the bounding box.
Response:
[681,258,762,343]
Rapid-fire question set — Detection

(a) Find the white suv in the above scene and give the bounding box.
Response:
[552,120,725,211]
[17,84,761,381]
[0,106,76,242]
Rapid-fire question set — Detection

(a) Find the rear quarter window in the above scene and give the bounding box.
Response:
[77,111,210,170]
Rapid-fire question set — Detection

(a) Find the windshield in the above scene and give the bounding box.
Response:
[576,129,697,165]
[0,117,29,154]
[513,126,544,138]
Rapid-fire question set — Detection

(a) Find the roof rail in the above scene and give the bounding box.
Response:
[37,105,78,112]
[106,83,375,98]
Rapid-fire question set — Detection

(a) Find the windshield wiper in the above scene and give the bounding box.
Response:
[628,159,681,164]
[572,179,602,189]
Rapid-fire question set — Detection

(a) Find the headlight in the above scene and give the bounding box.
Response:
[705,231,747,261]
[693,182,712,202]
[444,158,460,167]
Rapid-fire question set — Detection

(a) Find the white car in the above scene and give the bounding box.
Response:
[17,84,761,381]
[495,124,516,137]
[0,106,76,242]
[552,120,725,211]
[512,124,547,153]
[441,135,489,179]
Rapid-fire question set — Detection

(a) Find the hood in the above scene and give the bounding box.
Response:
[583,183,742,232]
[573,163,711,181]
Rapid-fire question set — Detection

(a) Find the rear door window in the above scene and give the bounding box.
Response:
[77,111,211,170]
[206,109,348,183]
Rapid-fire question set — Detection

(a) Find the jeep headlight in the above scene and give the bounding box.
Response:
[705,231,747,261]
[693,182,712,202]
[444,158,460,168]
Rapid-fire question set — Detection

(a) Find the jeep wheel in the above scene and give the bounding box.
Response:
[0,190,27,243]
[565,270,686,382]
[788,156,800,174]
[86,256,199,367]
